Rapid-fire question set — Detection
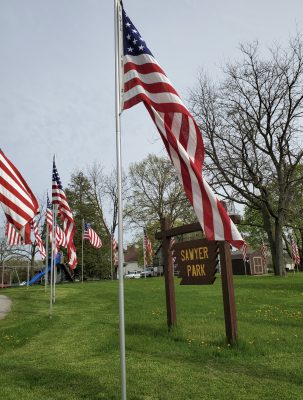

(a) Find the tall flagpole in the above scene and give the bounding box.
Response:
[49,203,55,318]
[110,231,113,281]
[143,229,146,269]
[45,222,49,291]
[27,253,30,289]
[53,209,57,303]
[82,218,84,284]
[114,1,127,399]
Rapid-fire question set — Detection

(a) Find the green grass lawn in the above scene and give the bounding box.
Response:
[0,274,302,400]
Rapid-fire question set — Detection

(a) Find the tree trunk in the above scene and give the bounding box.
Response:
[274,217,285,276]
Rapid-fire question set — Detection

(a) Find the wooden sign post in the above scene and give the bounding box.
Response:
[156,218,238,344]
[160,218,177,329]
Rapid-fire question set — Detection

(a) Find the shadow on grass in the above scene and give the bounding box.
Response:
[0,362,119,400]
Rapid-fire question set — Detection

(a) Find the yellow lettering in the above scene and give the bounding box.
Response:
[203,247,208,259]
[181,250,186,262]
[194,248,199,259]
[189,248,195,260]
[196,265,201,275]
[187,265,191,276]
[201,264,206,276]
[198,247,203,259]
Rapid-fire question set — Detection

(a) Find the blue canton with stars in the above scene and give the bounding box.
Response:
[84,223,91,231]
[122,8,153,57]
[52,162,63,189]
[46,193,52,209]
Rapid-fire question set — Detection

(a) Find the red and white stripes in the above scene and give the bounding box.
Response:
[120,6,244,249]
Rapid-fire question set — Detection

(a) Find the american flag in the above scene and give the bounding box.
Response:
[144,229,153,262]
[52,160,77,268]
[120,6,244,249]
[31,218,46,260]
[170,237,177,267]
[291,239,300,266]
[0,149,39,243]
[242,242,248,262]
[84,223,102,249]
[261,241,268,265]
[5,221,22,246]
[46,194,67,250]
[112,235,118,265]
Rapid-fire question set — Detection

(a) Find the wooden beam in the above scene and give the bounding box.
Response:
[161,217,177,329]
[155,222,202,240]
[219,241,238,345]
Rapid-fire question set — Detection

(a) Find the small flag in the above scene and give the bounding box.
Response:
[242,242,248,262]
[170,237,177,266]
[144,229,153,260]
[112,235,118,265]
[46,193,67,250]
[52,160,77,269]
[31,218,46,260]
[291,239,300,266]
[261,241,268,265]
[84,223,102,249]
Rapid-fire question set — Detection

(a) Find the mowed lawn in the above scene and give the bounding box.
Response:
[0,274,302,400]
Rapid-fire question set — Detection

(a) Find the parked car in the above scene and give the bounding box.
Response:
[140,267,154,278]
[125,271,142,279]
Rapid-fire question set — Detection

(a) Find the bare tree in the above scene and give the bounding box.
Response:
[86,164,110,236]
[87,163,128,236]
[125,154,194,229]
[189,37,303,275]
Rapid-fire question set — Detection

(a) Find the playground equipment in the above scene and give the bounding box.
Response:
[1,265,21,288]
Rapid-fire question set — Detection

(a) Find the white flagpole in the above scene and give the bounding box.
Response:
[45,222,49,291]
[53,209,57,303]
[82,218,84,284]
[2,260,4,288]
[143,229,146,269]
[114,1,127,399]
[49,203,55,317]
[27,252,30,289]
[110,232,113,281]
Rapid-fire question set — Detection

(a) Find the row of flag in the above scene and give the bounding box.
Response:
[0,149,119,269]
[2,145,301,269]
[242,240,301,267]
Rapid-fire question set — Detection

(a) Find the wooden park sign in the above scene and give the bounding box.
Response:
[173,239,218,285]
[156,218,238,345]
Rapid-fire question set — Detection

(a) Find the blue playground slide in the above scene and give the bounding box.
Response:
[27,266,51,286]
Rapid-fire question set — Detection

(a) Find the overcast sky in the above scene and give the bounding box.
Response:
[1,0,303,232]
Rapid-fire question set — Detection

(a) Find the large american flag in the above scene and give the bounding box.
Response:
[120,6,244,249]
[31,218,46,260]
[0,149,39,243]
[46,195,67,250]
[52,160,77,268]
[5,221,22,246]
[84,223,102,249]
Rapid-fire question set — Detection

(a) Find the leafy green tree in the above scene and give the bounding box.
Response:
[65,171,111,279]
